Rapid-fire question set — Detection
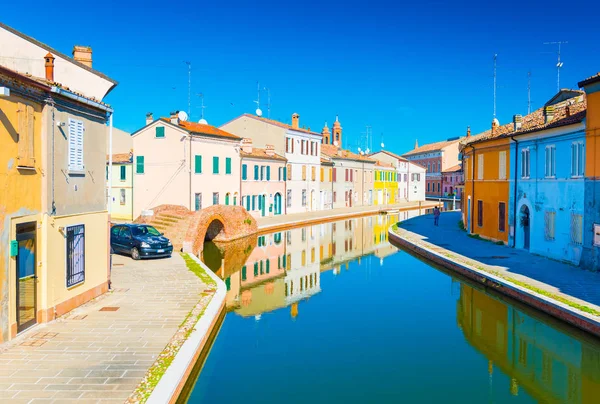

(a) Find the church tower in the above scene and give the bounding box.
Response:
[332,115,342,147]
[322,122,331,144]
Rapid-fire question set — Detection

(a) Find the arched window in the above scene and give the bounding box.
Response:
[233,192,238,205]
[225,192,230,205]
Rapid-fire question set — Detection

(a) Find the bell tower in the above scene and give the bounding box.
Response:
[321,122,331,144]
[332,115,342,147]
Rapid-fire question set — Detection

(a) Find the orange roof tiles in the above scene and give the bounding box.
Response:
[443,164,462,173]
[321,144,376,163]
[178,120,241,140]
[107,153,132,164]
[240,148,286,162]
[375,160,395,168]
[403,138,462,157]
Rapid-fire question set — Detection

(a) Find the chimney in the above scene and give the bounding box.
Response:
[170,111,179,125]
[241,138,253,154]
[44,53,55,82]
[146,112,154,125]
[72,45,92,68]
[513,114,522,131]
[291,113,300,129]
[566,105,571,117]
[491,118,499,134]
[265,144,275,156]
[544,105,555,124]
[466,126,471,137]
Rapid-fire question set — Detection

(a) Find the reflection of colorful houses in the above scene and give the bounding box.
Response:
[457,284,600,402]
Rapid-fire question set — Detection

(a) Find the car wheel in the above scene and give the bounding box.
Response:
[131,247,140,261]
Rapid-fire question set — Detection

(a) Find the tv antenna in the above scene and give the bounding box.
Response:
[544,41,567,92]
[254,81,262,116]
[493,54,497,119]
[264,87,271,118]
[527,71,531,114]
[184,61,191,117]
[197,93,207,124]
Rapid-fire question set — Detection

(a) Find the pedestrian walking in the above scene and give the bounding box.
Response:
[433,206,440,226]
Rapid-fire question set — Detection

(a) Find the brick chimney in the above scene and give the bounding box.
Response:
[291,113,300,129]
[491,118,499,134]
[44,53,55,82]
[544,105,555,124]
[566,105,571,117]
[513,114,522,131]
[72,46,92,68]
[170,111,179,125]
[146,112,154,125]
[241,138,253,154]
[466,126,471,137]
[265,144,275,156]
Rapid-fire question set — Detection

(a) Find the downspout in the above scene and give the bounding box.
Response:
[510,136,519,248]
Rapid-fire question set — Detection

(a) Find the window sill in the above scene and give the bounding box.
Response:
[17,166,36,171]
[67,280,85,290]
[68,170,86,176]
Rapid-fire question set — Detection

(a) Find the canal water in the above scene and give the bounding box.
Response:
[187,212,600,403]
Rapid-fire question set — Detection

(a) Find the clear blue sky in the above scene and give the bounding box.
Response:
[3,0,599,154]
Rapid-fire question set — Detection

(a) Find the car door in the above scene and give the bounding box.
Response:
[120,227,134,253]
[110,226,122,252]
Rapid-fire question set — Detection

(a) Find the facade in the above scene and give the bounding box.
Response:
[107,153,134,221]
[319,158,334,210]
[403,138,462,197]
[441,164,463,199]
[131,114,241,219]
[373,161,398,205]
[221,113,323,213]
[240,138,287,218]
[369,150,426,202]
[321,143,376,209]
[0,24,116,341]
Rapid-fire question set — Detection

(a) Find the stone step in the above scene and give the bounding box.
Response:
[155,216,181,224]
[152,219,179,227]
[157,213,186,221]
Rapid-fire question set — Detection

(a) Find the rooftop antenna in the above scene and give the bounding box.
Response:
[380,133,385,150]
[493,54,497,120]
[254,81,262,116]
[366,125,372,154]
[184,61,191,117]
[544,41,567,92]
[527,71,531,114]
[197,93,207,124]
[264,87,271,118]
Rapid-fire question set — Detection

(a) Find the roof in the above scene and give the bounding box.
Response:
[229,113,323,136]
[159,118,241,140]
[321,144,375,163]
[107,153,132,164]
[462,94,586,147]
[369,150,408,162]
[579,73,600,87]
[403,138,462,157]
[375,160,395,169]
[240,148,286,162]
[0,22,117,86]
[443,164,462,173]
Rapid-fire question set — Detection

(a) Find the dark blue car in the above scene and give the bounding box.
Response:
[110,224,173,260]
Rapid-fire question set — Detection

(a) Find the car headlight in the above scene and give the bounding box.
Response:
[167,241,172,246]
[140,242,150,248]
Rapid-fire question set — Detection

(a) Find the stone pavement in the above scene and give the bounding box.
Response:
[257,200,437,231]
[0,253,206,403]
[398,211,600,312]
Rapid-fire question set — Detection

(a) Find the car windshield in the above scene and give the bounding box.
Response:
[131,226,161,237]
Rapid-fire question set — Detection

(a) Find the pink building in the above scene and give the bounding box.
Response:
[442,164,463,198]
[240,139,287,218]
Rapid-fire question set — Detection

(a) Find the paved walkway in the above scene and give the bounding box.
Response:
[0,253,206,403]
[257,200,437,231]
[399,211,600,312]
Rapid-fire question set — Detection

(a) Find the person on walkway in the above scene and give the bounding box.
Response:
[433,206,440,226]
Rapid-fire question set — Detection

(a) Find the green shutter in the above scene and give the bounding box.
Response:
[156,126,165,138]
[242,266,247,281]
[225,277,231,291]
[267,166,271,181]
[254,165,259,180]
[242,164,247,180]
[266,259,270,274]
[284,167,287,181]
[120,165,126,181]
[226,158,232,174]
[213,156,219,174]
[225,193,230,205]
[195,155,202,174]
[136,156,144,174]
[254,262,258,276]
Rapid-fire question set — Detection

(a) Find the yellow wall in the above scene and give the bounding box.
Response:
[463,138,510,243]
[374,168,398,205]
[109,163,134,221]
[586,91,600,179]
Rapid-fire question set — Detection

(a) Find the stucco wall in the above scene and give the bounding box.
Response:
[241,157,286,217]
[108,163,133,221]
[220,116,286,154]
[582,86,600,270]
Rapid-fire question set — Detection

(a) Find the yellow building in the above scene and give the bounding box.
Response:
[373,161,398,205]
[107,153,134,221]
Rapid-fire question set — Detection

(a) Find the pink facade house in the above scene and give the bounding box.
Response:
[240,138,287,218]
[442,164,463,199]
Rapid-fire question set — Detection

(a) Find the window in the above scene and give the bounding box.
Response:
[302,189,307,206]
[68,118,85,172]
[120,189,126,205]
[225,193,230,205]
[225,157,232,174]
[498,202,506,232]
[477,154,484,180]
[17,103,35,168]
[252,195,256,210]
[521,149,530,178]
[213,192,219,205]
[311,248,315,263]
[301,250,306,266]
[477,200,483,227]
[302,165,307,180]
[254,262,259,276]
[267,166,271,181]
[437,182,440,192]
[195,155,202,174]
[545,146,556,178]
[287,190,292,208]
[213,156,219,174]
[499,151,507,180]
[155,126,165,138]
[120,165,126,181]
[195,193,202,211]
[571,214,583,245]
[571,142,585,177]
[427,163,430,172]
[66,224,85,287]
[242,266,247,281]
[287,164,292,181]
[320,167,324,182]
[242,164,248,180]
[427,183,430,192]
[311,166,316,181]
[544,211,556,241]
[260,166,265,180]
[136,156,144,174]
[286,137,291,153]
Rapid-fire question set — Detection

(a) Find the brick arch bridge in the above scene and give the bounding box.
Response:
[136,204,258,255]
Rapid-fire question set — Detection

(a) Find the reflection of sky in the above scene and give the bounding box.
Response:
[18,239,35,278]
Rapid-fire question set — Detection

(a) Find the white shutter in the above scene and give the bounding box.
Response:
[477,154,484,180]
[499,151,506,180]
[68,118,84,171]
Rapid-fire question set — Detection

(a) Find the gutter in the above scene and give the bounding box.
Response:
[50,86,113,113]
[510,135,519,248]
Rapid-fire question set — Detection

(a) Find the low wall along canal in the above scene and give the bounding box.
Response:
[177,210,600,403]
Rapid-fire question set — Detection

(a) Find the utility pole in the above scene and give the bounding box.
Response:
[527,71,531,114]
[544,41,567,92]
[264,87,271,118]
[493,54,497,119]
[184,61,191,116]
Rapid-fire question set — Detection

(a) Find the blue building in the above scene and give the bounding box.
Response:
[507,91,587,265]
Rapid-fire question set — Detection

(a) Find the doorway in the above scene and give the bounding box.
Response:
[520,205,531,250]
[261,195,266,217]
[16,222,37,333]
[274,193,282,215]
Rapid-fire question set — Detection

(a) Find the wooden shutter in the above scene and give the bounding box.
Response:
[17,103,35,167]
[68,118,84,171]
[477,154,484,180]
[195,155,202,174]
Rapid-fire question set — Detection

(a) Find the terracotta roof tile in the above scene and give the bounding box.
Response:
[240,148,286,161]
[107,153,132,164]
[443,164,462,173]
[321,144,376,163]
[375,160,395,168]
[159,118,241,140]
[403,138,462,157]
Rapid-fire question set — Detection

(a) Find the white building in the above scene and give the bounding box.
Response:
[369,150,426,202]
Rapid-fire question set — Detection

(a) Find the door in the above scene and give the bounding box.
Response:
[521,206,531,250]
[16,222,37,333]
[274,193,282,215]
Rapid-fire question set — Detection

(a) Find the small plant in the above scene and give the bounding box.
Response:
[495,241,505,245]
[458,220,466,231]
[243,218,252,225]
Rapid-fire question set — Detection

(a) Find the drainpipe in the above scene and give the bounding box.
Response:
[510,136,519,248]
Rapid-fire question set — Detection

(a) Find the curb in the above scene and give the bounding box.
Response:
[147,254,226,404]
[388,226,600,338]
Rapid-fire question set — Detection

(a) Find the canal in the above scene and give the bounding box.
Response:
[187,212,600,403]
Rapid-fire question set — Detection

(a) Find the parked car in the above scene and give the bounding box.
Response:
[110,224,173,260]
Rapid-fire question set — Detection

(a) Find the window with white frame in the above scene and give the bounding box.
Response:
[521,149,530,178]
[302,189,307,207]
[571,213,583,245]
[498,151,507,180]
[571,142,585,177]
[545,145,556,178]
[477,154,484,180]
[68,118,85,172]
[544,211,556,241]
